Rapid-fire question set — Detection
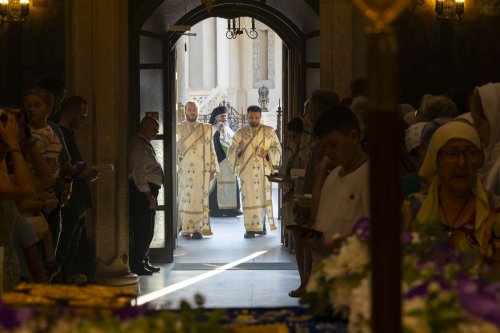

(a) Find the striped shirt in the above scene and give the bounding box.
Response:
[32,125,62,177]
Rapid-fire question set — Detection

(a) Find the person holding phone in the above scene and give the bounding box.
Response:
[289,104,370,298]
[55,96,100,284]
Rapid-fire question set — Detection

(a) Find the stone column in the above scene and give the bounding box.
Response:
[216,18,230,89]
[320,0,366,97]
[202,18,216,89]
[66,0,138,291]
[177,36,188,106]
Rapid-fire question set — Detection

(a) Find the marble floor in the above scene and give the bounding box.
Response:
[138,215,302,310]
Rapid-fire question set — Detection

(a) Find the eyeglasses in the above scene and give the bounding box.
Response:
[439,147,481,163]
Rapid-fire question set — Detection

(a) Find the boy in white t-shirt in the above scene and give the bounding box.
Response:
[289,104,370,297]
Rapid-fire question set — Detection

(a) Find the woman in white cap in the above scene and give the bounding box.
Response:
[402,121,500,267]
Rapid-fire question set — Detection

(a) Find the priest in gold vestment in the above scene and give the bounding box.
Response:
[176,101,219,239]
[228,105,282,238]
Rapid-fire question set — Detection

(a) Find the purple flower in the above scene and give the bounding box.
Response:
[401,232,413,244]
[427,240,459,265]
[351,217,370,240]
[0,300,34,329]
[113,303,149,320]
[406,279,450,299]
[406,281,430,298]
[457,278,500,326]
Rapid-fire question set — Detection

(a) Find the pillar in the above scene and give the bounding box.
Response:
[320,0,366,97]
[66,0,138,291]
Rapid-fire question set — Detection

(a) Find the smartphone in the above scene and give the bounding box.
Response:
[73,160,86,169]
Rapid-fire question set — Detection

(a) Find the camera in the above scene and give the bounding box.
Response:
[0,107,32,139]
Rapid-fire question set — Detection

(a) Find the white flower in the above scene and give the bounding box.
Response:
[306,273,320,292]
[322,236,370,279]
[329,282,354,308]
[411,232,421,244]
[427,281,441,294]
[456,321,500,333]
[403,297,432,333]
[348,277,372,333]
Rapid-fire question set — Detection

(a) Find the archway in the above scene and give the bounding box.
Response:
[130,0,312,263]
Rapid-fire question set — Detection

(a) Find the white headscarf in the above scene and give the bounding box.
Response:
[476,83,500,184]
[419,120,482,181]
[416,121,493,253]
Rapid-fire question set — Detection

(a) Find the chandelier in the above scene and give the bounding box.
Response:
[226,17,258,39]
[0,0,29,23]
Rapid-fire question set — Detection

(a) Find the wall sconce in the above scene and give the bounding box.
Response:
[0,0,30,24]
[435,0,464,21]
[226,17,258,39]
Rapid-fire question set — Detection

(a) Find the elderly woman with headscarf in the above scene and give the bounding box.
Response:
[402,121,500,266]
[416,94,458,122]
[470,82,500,197]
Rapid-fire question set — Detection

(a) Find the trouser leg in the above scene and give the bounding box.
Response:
[129,180,156,269]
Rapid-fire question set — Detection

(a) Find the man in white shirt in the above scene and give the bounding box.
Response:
[129,116,164,275]
[289,104,370,297]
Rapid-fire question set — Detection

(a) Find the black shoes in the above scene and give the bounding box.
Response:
[244,225,266,238]
[144,262,160,273]
[210,210,243,218]
[131,265,153,276]
[192,231,203,239]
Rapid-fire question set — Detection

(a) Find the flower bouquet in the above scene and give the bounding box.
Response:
[0,293,228,332]
[301,218,500,333]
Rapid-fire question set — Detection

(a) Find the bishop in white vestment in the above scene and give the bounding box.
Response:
[177,101,219,239]
[208,106,242,217]
[228,105,282,238]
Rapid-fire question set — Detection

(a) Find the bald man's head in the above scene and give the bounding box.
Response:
[184,101,199,122]
[139,116,159,141]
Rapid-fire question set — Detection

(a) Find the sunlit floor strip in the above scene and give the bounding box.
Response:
[134,250,268,306]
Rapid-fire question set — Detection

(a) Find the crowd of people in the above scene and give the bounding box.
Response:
[281,81,500,298]
[132,81,500,286]
[0,78,100,292]
[3,77,498,293]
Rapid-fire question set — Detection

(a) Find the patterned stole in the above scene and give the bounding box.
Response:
[181,123,205,156]
[238,126,265,175]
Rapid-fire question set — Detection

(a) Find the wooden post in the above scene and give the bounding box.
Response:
[367,30,402,333]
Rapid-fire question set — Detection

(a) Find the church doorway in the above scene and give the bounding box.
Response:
[130,0,311,265]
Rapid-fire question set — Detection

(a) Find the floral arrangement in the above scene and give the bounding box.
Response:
[301,218,500,333]
[0,294,228,333]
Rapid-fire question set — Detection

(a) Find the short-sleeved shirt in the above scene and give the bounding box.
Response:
[32,125,62,160]
[314,161,370,239]
[32,125,62,178]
